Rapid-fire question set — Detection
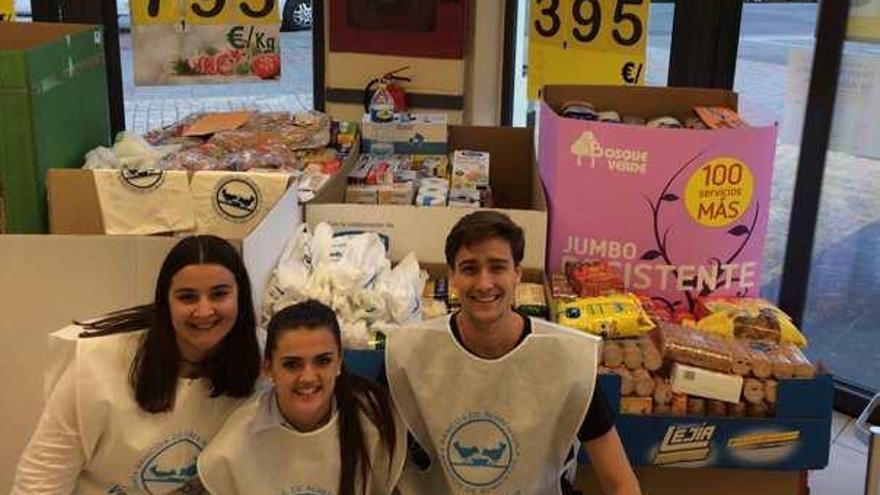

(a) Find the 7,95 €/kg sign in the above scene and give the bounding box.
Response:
[132,0,281,86]
[528,0,649,99]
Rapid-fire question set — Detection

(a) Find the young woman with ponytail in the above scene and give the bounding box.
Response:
[198,300,406,495]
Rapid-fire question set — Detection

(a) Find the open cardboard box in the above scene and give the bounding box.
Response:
[0,22,111,233]
[46,142,360,237]
[537,85,777,313]
[306,125,548,271]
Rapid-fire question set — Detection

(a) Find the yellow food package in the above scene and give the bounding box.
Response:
[695,297,808,348]
[555,293,655,338]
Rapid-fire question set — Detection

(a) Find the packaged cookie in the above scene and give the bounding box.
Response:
[780,343,816,378]
[607,367,634,396]
[633,369,655,397]
[623,341,644,370]
[565,260,625,297]
[727,338,753,376]
[640,336,663,371]
[602,341,624,368]
[653,377,673,405]
[655,323,734,373]
[742,378,765,404]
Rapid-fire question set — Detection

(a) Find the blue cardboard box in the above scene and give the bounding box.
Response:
[341,349,833,471]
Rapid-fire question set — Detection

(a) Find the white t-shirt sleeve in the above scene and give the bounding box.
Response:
[11,364,85,495]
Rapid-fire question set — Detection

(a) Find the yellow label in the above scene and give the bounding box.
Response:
[0,0,15,22]
[684,157,754,228]
[131,0,279,26]
[528,0,649,100]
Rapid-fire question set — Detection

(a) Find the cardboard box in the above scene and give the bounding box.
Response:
[670,363,744,403]
[0,186,301,490]
[361,113,449,155]
[596,373,833,470]
[306,125,548,271]
[537,85,777,312]
[46,145,359,237]
[0,23,111,233]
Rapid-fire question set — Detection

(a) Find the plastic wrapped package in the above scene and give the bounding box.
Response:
[623,340,644,370]
[653,378,673,405]
[602,341,624,368]
[158,142,225,170]
[632,369,655,397]
[240,110,332,150]
[727,338,753,376]
[742,378,765,404]
[655,323,734,373]
[565,260,625,297]
[780,343,816,378]
[695,296,808,348]
[640,336,663,371]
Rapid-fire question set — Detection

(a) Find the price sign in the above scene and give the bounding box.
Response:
[132,0,281,86]
[528,0,649,99]
[132,0,279,25]
[0,0,15,22]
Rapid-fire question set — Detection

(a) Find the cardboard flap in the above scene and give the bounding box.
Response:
[47,168,104,234]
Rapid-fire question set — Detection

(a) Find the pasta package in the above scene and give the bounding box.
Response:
[555,293,655,338]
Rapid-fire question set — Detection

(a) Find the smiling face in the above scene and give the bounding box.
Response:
[266,326,341,432]
[450,236,523,333]
[168,263,239,363]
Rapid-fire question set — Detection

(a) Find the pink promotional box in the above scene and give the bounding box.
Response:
[537,85,778,314]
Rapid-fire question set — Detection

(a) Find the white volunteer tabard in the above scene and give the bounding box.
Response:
[387,316,600,494]
[198,390,407,495]
[74,330,244,494]
[131,0,281,86]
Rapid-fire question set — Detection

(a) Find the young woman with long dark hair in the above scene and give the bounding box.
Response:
[198,299,405,495]
[12,235,261,494]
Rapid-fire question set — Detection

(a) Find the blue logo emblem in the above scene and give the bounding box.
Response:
[135,435,203,494]
[444,413,517,488]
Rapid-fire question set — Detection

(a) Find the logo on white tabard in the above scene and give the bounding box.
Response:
[213,176,261,222]
[279,486,331,495]
[443,412,518,490]
[119,166,165,192]
[134,432,205,494]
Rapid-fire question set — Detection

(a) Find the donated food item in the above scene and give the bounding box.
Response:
[240,110,332,150]
[727,338,753,376]
[632,369,655,397]
[683,114,710,130]
[622,115,647,126]
[695,297,807,348]
[694,106,749,129]
[607,367,634,396]
[654,403,672,416]
[764,379,778,405]
[550,272,577,300]
[708,400,728,417]
[378,182,416,205]
[621,397,653,416]
[742,378,765,404]
[671,393,688,416]
[561,100,598,121]
[655,323,734,373]
[769,347,795,380]
[687,397,707,416]
[365,157,395,186]
[415,188,447,207]
[451,150,490,190]
[159,142,225,170]
[654,378,673,405]
[640,336,663,371]
[598,111,622,123]
[515,283,549,318]
[728,401,748,418]
[448,188,481,208]
[747,401,771,418]
[556,293,654,338]
[646,116,683,129]
[671,363,744,403]
[413,154,449,179]
[602,341,624,368]
[780,343,816,378]
[565,260,625,297]
[346,185,378,204]
[623,341,644,370]
[637,295,675,323]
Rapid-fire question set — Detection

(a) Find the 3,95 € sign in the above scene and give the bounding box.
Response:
[528,0,649,99]
[132,0,281,86]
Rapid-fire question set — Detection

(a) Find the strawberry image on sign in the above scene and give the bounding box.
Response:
[251,53,280,79]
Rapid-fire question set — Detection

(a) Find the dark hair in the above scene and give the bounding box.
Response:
[266,300,397,495]
[80,235,260,413]
[445,210,525,268]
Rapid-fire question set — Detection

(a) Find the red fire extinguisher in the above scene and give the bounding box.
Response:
[364,66,411,122]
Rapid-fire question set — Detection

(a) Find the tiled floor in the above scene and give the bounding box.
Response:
[811,411,871,495]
